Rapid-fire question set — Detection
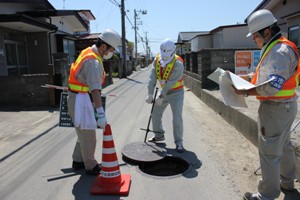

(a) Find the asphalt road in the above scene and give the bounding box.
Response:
[0,67,298,200]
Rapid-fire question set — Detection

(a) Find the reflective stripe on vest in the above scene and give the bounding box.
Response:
[251,36,300,100]
[155,54,184,90]
[68,47,106,93]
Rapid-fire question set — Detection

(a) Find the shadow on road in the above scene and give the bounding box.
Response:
[0,105,59,112]
[282,188,300,200]
[125,77,144,84]
[166,147,202,179]
[72,171,124,200]
[48,167,124,199]
[0,123,58,163]
[47,168,82,182]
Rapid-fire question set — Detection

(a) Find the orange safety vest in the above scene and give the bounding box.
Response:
[251,36,300,100]
[155,54,184,90]
[68,47,106,93]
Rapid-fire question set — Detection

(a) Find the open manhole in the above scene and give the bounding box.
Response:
[138,156,189,177]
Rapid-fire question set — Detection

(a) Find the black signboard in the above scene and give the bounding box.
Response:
[59,92,73,127]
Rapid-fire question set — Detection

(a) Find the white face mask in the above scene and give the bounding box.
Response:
[160,53,175,67]
[161,54,171,61]
[103,51,113,60]
[160,48,175,63]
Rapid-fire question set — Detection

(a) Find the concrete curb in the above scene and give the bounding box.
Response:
[184,74,259,147]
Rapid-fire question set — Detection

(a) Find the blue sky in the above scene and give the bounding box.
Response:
[48,0,262,55]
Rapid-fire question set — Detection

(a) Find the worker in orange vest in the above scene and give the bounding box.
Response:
[234,10,300,200]
[145,38,185,153]
[67,29,121,175]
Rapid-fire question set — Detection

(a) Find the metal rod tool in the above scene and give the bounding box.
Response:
[142,87,159,143]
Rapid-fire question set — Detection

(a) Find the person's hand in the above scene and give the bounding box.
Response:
[232,86,241,95]
[145,95,153,104]
[96,107,107,130]
[155,95,164,106]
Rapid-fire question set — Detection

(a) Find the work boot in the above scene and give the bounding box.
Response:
[243,192,261,200]
[280,183,296,192]
[176,143,185,153]
[86,164,101,175]
[148,135,165,142]
[72,161,85,170]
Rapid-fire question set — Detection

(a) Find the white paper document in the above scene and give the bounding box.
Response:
[219,74,248,107]
[207,67,225,84]
[208,67,275,108]
[226,70,275,90]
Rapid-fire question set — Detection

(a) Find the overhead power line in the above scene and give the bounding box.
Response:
[108,0,148,57]
[108,0,144,43]
[108,0,120,7]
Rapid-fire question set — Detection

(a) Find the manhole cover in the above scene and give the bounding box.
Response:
[139,156,189,177]
[121,141,167,163]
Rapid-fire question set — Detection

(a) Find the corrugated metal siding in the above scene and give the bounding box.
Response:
[223,27,255,48]
[212,30,223,48]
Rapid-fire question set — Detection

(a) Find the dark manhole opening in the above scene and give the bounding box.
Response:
[139,156,189,177]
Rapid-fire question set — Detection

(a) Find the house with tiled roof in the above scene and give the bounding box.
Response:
[182,0,300,91]
[176,31,208,55]
[0,0,95,106]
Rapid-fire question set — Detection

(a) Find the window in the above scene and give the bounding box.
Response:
[5,39,28,76]
[63,39,75,65]
[5,43,17,66]
[288,26,299,46]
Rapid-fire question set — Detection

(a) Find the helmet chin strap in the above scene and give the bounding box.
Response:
[261,36,267,46]
[258,28,271,46]
[99,44,109,57]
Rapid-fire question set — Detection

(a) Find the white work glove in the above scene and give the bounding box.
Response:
[145,95,153,104]
[96,107,107,130]
[155,96,164,106]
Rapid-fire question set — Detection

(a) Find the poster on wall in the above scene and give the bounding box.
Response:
[235,50,261,75]
[252,50,261,70]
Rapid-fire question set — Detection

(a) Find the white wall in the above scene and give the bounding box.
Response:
[191,34,212,52]
[271,0,299,27]
[51,17,74,34]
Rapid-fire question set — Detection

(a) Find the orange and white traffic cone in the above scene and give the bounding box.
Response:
[90,124,131,195]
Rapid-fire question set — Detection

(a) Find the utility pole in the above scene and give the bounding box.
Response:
[134,9,138,68]
[121,0,126,78]
[145,32,149,63]
[133,9,147,68]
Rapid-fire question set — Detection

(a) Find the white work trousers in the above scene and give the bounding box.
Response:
[257,101,297,200]
[152,89,184,145]
[67,91,98,170]
[291,127,300,181]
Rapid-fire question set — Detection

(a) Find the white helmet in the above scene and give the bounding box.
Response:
[246,9,277,37]
[160,38,176,62]
[99,29,121,50]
